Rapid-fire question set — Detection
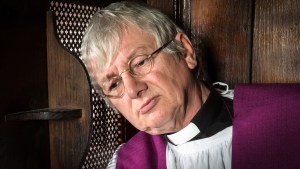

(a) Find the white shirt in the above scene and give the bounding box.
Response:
[166,126,232,169]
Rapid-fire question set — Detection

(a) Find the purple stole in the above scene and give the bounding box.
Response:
[232,84,300,169]
[116,131,167,169]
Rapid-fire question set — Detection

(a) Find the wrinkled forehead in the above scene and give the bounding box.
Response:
[87,23,156,71]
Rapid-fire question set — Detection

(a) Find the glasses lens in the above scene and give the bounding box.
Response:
[129,55,152,76]
[103,77,124,97]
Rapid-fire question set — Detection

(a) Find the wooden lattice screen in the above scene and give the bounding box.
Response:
[49,1,125,168]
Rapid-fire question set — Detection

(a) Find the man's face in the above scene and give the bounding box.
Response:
[91,25,199,135]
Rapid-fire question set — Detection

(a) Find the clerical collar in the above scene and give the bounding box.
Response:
[166,88,233,145]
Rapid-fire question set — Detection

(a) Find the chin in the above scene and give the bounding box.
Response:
[141,125,174,135]
[136,115,176,135]
[143,128,164,135]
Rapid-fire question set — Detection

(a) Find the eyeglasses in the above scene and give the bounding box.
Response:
[102,39,173,98]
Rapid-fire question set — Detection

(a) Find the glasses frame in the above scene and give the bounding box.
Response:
[102,39,173,99]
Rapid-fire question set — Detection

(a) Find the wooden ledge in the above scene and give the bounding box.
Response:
[5,107,82,121]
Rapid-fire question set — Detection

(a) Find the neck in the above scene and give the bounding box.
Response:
[182,82,210,128]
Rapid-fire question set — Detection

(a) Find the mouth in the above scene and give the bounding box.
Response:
[139,96,159,114]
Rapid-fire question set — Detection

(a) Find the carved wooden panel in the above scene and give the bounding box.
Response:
[47,11,91,169]
[47,1,127,168]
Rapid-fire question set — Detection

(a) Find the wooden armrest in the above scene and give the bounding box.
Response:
[5,107,82,121]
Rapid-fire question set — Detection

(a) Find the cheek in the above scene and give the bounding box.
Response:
[146,70,187,116]
[152,63,189,95]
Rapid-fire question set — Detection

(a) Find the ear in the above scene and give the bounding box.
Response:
[175,32,197,69]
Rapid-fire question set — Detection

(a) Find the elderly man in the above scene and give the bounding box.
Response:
[81,1,233,169]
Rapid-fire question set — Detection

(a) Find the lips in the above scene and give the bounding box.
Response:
[139,96,159,114]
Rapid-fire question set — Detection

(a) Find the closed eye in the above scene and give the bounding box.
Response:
[132,55,150,68]
[106,78,122,92]
[135,58,149,67]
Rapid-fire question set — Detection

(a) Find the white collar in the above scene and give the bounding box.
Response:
[166,123,200,145]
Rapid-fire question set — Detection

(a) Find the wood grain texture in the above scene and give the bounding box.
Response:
[252,0,300,83]
[173,0,191,36]
[147,0,174,18]
[191,0,253,87]
[46,12,91,169]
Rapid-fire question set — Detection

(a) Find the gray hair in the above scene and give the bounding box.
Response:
[81,2,192,104]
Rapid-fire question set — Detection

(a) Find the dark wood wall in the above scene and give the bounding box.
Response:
[149,0,300,87]
[252,0,300,83]
[0,1,50,169]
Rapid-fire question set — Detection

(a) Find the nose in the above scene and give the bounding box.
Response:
[122,73,147,98]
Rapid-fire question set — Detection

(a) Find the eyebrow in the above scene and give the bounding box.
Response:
[127,46,149,59]
[101,45,152,80]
